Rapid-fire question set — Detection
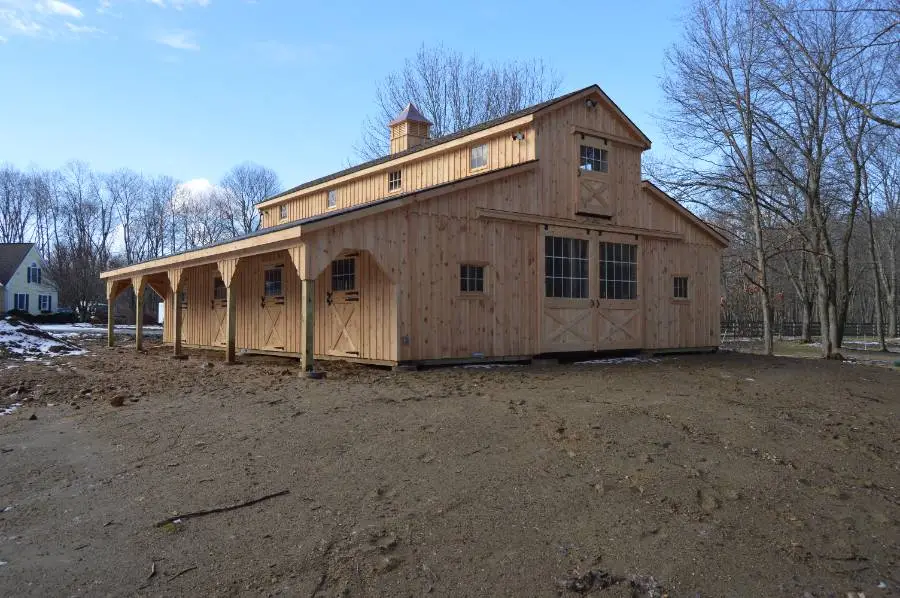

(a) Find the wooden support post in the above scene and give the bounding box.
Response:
[301,278,315,373]
[106,281,117,348]
[132,276,145,351]
[225,283,237,364]
[167,268,185,359]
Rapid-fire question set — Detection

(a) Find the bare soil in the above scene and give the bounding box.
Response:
[0,340,898,597]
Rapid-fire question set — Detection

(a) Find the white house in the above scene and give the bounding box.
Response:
[0,243,58,315]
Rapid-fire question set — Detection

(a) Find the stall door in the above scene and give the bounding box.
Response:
[212,277,227,347]
[541,231,595,352]
[596,239,642,350]
[326,257,361,357]
[261,265,285,350]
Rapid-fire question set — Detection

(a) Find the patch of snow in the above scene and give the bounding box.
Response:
[0,317,86,360]
[574,356,660,365]
[38,324,162,337]
[0,403,20,416]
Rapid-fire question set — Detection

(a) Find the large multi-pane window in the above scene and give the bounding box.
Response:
[331,258,356,291]
[264,267,283,297]
[599,242,638,299]
[545,236,589,298]
[579,145,608,173]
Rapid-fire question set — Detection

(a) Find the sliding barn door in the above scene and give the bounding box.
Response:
[540,229,643,353]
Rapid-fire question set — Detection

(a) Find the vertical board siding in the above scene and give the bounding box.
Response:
[260,127,537,228]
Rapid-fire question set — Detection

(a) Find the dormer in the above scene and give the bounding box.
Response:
[389,103,432,155]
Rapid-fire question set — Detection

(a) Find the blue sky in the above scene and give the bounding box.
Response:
[0,0,688,189]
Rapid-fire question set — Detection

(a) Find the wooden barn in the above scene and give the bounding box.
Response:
[100,84,727,370]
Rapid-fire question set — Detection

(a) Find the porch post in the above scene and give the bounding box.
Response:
[167,268,185,359]
[106,280,117,348]
[132,275,145,351]
[217,258,240,364]
[225,282,237,364]
[301,278,315,372]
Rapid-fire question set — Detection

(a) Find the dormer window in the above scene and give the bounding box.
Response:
[580,145,608,173]
[470,144,488,170]
[388,170,402,192]
[27,263,41,284]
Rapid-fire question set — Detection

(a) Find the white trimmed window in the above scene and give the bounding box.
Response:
[14,293,29,311]
[327,190,337,209]
[470,144,488,170]
[38,294,52,312]
[387,170,402,192]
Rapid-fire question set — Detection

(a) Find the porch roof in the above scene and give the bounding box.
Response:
[100,160,539,281]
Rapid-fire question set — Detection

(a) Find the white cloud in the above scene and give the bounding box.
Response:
[66,21,100,34]
[0,34,6,42]
[147,0,210,8]
[154,29,197,50]
[42,1,83,18]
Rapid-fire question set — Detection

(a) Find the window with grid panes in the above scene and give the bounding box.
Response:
[213,277,227,301]
[39,294,51,311]
[331,258,356,291]
[460,264,485,293]
[599,242,637,299]
[387,170,402,192]
[579,145,608,173]
[279,205,288,219]
[264,267,283,297]
[544,236,589,298]
[470,144,488,170]
[327,190,337,208]
[673,276,689,299]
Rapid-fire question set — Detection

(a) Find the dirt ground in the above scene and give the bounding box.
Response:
[0,339,898,597]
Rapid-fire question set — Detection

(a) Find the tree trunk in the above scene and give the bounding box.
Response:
[800,299,814,343]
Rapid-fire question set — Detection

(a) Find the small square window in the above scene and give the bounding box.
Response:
[327,190,337,209]
[279,205,288,219]
[470,144,488,170]
[264,267,283,297]
[331,258,356,291]
[579,145,608,173]
[673,276,689,299]
[460,264,485,293]
[388,170,402,192]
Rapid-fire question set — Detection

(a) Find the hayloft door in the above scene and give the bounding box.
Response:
[261,265,286,350]
[541,229,596,352]
[326,256,361,357]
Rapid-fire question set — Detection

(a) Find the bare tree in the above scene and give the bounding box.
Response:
[661,0,778,354]
[144,175,178,259]
[355,45,562,160]
[0,164,34,243]
[106,168,147,265]
[219,162,281,235]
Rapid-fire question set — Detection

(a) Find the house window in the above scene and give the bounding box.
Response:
[579,145,608,173]
[264,266,283,297]
[599,242,638,300]
[460,264,485,293]
[213,277,227,301]
[327,190,337,209]
[673,276,689,299]
[545,236,589,298]
[38,294,52,312]
[331,258,356,291]
[279,205,288,220]
[14,293,29,311]
[470,144,488,170]
[387,170,402,192]
[27,264,41,284]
